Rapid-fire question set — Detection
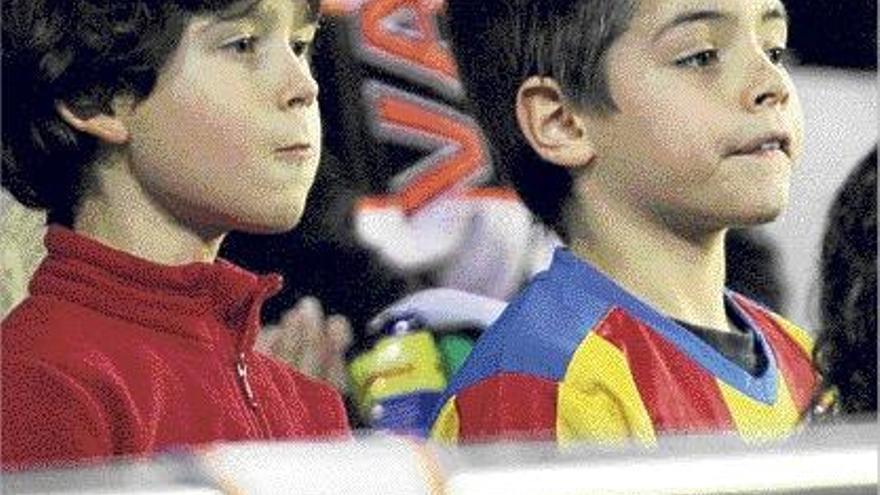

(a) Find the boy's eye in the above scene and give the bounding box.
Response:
[766,47,789,66]
[290,40,312,57]
[675,49,720,68]
[224,36,259,54]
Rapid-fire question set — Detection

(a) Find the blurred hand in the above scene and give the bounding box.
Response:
[257,297,353,394]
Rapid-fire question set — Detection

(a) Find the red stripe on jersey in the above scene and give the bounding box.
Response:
[597,308,734,434]
[734,296,817,412]
[456,372,557,442]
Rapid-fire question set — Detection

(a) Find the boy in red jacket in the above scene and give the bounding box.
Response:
[2,0,349,469]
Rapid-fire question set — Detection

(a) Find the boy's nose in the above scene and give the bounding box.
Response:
[742,60,790,112]
[278,59,319,110]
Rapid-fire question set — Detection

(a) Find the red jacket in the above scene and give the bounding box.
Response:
[1,227,350,470]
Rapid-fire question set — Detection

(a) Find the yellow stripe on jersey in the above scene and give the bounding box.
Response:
[717,373,799,442]
[771,315,814,357]
[430,398,459,444]
[557,333,656,446]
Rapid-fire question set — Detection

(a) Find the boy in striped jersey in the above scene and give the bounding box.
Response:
[431,0,814,445]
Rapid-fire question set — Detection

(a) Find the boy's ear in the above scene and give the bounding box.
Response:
[55,102,130,145]
[515,76,595,168]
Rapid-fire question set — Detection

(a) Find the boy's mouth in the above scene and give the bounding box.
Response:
[725,132,791,158]
[274,144,315,164]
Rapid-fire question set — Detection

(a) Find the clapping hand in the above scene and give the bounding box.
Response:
[257,297,353,394]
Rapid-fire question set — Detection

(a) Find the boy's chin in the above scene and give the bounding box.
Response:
[729,209,784,227]
[717,203,787,229]
[231,209,306,235]
[702,190,791,229]
[660,197,788,233]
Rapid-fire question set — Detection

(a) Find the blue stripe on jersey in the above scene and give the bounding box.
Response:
[435,266,613,415]
[550,249,778,405]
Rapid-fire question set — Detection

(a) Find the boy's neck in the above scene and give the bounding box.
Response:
[73,157,224,267]
[568,191,734,333]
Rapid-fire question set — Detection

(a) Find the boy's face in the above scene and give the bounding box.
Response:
[124,0,321,234]
[584,0,804,232]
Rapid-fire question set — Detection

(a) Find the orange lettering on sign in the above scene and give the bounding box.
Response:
[360,0,457,84]
[365,84,489,214]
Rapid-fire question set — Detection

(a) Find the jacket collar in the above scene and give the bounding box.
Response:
[29,226,282,351]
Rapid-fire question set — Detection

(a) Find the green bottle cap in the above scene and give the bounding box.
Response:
[437,333,475,378]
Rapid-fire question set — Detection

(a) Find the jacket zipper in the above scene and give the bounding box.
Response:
[235,352,258,409]
[235,351,275,439]
[233,280,283,438]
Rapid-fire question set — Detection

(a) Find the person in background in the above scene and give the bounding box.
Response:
[2,0,349,470]
[812,147,877,419]
[0,192,47,320]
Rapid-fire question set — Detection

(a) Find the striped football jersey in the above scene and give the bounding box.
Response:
[430,249,816,445]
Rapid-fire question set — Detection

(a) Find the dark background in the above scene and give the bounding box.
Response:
[788,0,876,70]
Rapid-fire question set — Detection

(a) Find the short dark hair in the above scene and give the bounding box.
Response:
[443,0,636,240]
[1,0,320,226]
[814,148,877,418]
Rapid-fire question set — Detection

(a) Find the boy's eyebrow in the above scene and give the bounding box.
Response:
[193,0,274,34]
[205,1,319,32]
[652,4,789,42]
[216,0,263,21]
[652,10,728,42]
[761,4,789,25]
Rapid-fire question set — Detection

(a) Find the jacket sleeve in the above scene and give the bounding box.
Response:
[1,357,113,470]
[297,377,352,439]
[433,372,558,443]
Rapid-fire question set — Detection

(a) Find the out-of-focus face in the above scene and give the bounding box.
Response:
[125,0,321,234]
[583,0,804,233]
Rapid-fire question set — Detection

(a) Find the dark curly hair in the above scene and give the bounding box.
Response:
[813,147,877,418]
[2,0,319,226]
[443,0,637,241]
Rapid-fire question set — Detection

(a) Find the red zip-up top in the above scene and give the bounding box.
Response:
[1,227,350,470]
